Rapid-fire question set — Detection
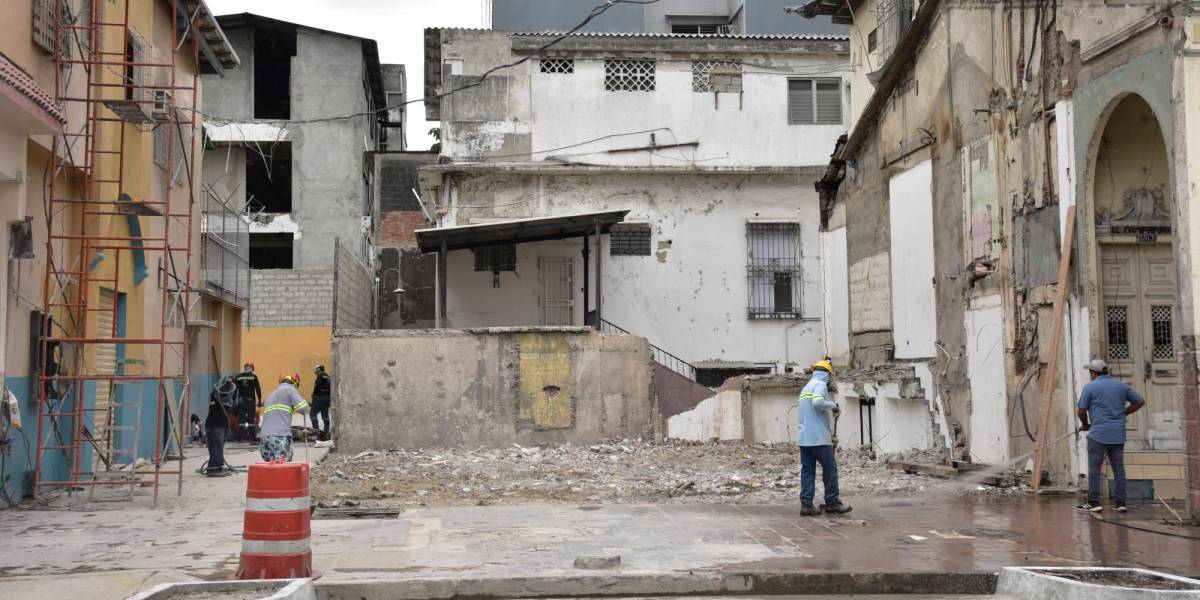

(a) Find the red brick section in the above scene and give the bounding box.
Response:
[380,211,428,246]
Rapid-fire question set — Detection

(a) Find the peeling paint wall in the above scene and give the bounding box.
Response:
[332,329,654,450]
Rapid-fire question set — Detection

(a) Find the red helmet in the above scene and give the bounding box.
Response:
[244,360,255,369]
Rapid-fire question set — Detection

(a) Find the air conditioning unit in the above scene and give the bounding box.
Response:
[150,90,172,122]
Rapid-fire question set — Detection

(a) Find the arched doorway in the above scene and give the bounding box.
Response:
[1091,94,1181,451]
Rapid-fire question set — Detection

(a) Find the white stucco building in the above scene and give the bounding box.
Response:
[419,28,850,386]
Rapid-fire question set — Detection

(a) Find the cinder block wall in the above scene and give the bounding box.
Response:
[333,328,655,450]
[333,244,372,329]
[246,269,335,327]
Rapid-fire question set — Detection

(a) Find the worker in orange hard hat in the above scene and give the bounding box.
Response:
[797,357,850,516]
[234,360,262,442]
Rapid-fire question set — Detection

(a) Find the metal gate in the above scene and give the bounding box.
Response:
[538,258,574,326]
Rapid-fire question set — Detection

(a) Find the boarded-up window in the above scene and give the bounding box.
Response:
[788,78,842,125]
[610,224,651,256]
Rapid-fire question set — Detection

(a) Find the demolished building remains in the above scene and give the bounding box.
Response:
[799,0,1200,518]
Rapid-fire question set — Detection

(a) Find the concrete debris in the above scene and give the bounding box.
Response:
[573,554,621,570]
[311,440,1030,508]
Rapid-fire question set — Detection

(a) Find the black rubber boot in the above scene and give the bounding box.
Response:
[822,502,853,515]
[800,505,821,516]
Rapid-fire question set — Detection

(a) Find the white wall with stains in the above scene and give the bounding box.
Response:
[441,171,825,371]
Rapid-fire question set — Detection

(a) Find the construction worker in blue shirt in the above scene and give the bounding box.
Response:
[259,373,309,462]
[797,358,851,516]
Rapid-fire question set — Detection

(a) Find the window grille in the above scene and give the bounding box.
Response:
[32,0,57,54]
[877,0,915,64]
[692,60,742,92]
[605,59,655,92]
[788,78,842,125]
[1106,305,1130,361]
[1152,305,1174,360]
[610,224,651,256]
[540,58,574,74]
[671,23,723,34]
[473,244,516,272]
[746,223,802,319]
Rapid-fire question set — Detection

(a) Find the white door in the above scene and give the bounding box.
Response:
[93,288,118,466]
[538,258,573,326]
[1100,244,1182,450]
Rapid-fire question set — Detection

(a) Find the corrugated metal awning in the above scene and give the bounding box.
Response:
[416,210,629,253]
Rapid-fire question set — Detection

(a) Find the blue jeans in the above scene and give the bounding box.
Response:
[1087,438,1126,504]
[800,445,841,508]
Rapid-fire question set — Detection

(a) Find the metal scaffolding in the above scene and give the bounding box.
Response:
[34,0,202,502]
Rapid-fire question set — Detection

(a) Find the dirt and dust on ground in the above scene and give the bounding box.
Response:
[311,440,1032,509]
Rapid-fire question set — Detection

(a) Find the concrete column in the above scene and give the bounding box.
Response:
[582,235,590,326]
[594,225,602,330]
[436,240,447,329]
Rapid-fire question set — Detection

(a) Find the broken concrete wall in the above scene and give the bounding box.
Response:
[826,2,1198,483]
[666,375,807,444]
[333,328,655,450]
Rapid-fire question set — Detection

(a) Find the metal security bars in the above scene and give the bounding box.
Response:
[604,59,655,92]
[747,222,802,319]
[201,187,251,303]
[540,58,574,74]
[599,319,698,382]
[473,244,516,271]
[877,0,915,65]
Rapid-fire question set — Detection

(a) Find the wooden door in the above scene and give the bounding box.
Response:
[1100,244,1182,450]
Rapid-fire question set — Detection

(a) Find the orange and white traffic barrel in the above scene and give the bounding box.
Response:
[235,461,313,579]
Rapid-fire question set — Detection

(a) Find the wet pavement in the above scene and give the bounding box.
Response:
[0,495,1196,599]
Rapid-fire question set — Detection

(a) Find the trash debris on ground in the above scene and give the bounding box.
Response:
[310,440,1031,508]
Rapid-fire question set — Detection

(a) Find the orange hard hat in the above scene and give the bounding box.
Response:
[244,360,254,369]
[278,373,294,384]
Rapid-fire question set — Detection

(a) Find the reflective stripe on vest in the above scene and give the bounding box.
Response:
[264,404,293,413]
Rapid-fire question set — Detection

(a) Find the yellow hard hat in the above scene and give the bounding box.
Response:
[812,359,833,376]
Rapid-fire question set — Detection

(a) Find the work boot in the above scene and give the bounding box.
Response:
[800,505,821,516]
[822,502,853,515]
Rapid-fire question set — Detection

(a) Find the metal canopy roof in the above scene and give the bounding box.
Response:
[416,210,629,253]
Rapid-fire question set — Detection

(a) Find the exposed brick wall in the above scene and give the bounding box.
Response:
[246,269,335,327]
[379,210,427,246]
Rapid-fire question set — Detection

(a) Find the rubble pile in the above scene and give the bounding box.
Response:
[311,440,1028,508]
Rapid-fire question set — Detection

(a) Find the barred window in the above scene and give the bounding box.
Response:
[692,60,742,93]
[1106,305,1129,361]
[610,224,651,256]
[540,58,574,74]
[473,244,516,272]
[1152,305,1174,360]
[788,78,843,125]
[747,223,802,319]
[605,59,655,92]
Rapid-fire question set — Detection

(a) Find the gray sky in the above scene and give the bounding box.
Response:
[205,0,486,150]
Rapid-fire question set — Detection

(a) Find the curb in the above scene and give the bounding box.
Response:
[127,578,315,600]
[316,570,1000,599]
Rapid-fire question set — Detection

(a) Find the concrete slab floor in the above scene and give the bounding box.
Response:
[0,495,1197,599]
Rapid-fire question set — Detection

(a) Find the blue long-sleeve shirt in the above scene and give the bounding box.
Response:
[797,370,837,447]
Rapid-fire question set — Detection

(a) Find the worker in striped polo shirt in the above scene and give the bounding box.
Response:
[259,373,309,462]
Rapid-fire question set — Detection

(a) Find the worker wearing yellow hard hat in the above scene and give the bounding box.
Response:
[797,357,850,517]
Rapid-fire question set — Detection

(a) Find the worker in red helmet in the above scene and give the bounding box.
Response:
[259,373,308,462]
[234,360,262,442]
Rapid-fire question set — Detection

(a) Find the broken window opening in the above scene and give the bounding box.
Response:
[249,233,293,269]
[253,25,297,120]
[245,142,292,213]
[747,222,802,319]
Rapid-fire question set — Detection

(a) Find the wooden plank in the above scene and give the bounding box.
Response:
[1031,206,1076,489]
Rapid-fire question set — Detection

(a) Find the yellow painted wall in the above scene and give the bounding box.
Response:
[242,326,331,391]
